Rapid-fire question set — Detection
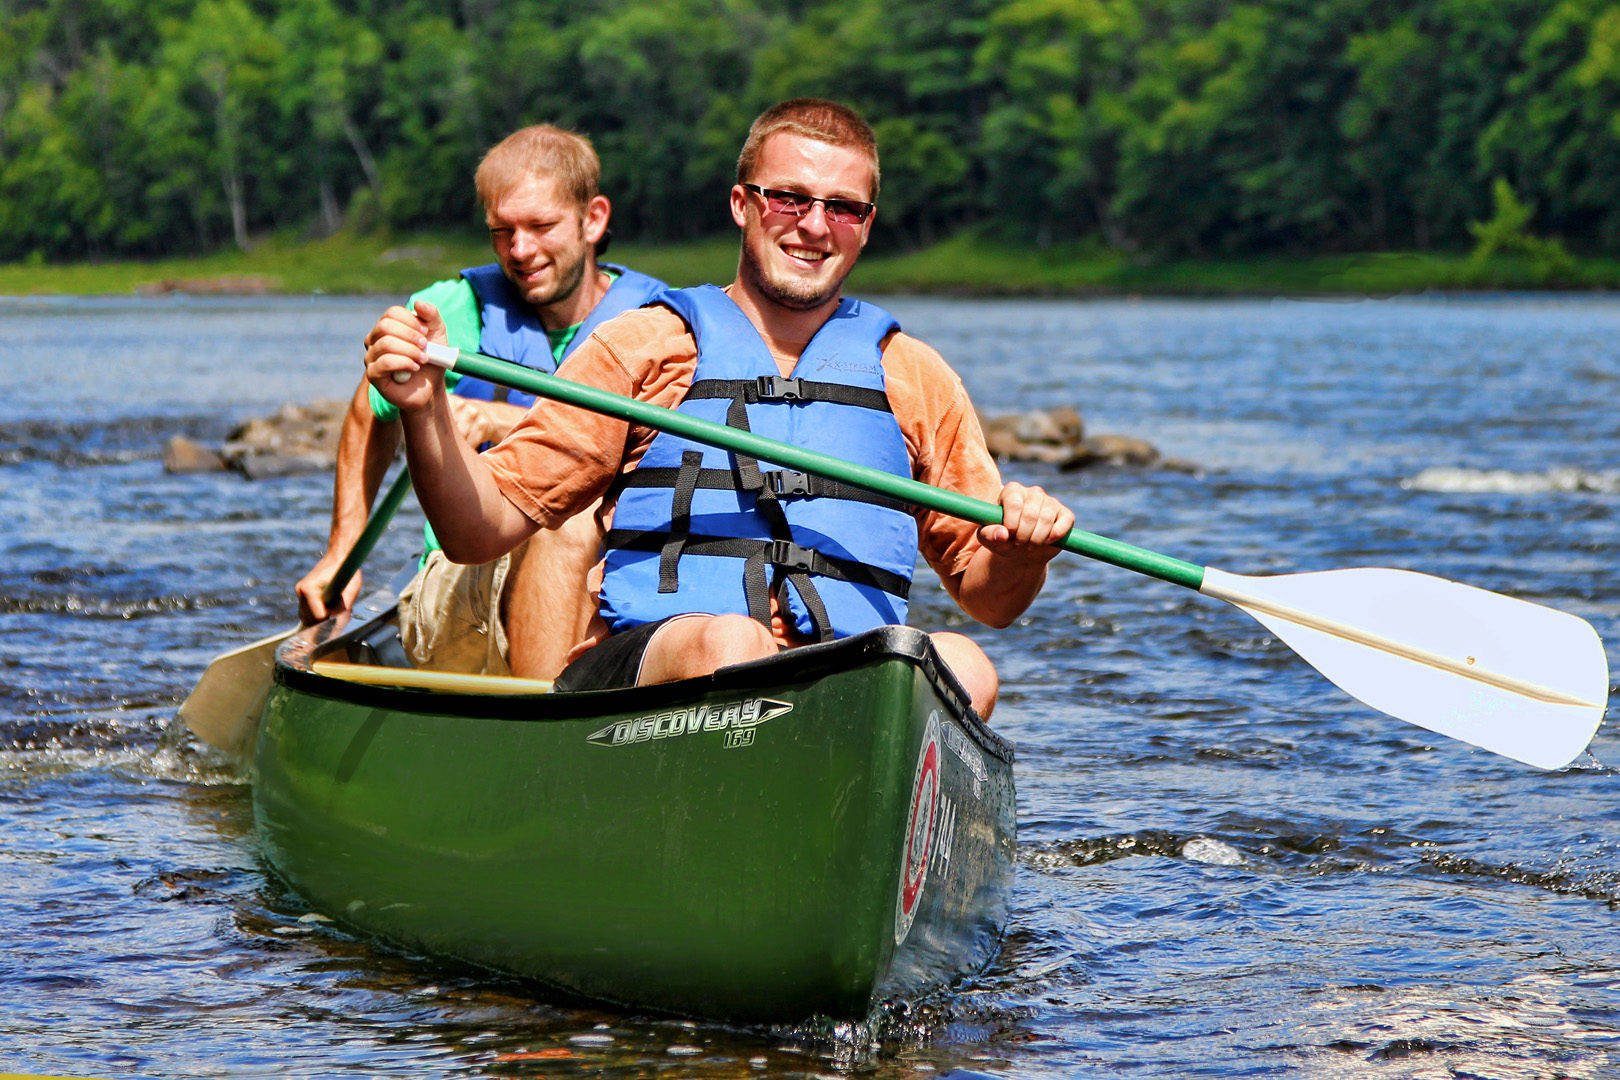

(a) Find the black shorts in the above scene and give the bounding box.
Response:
[552,616,685,692]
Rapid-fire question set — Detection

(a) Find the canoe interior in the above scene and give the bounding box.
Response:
[253,590,1017,1023]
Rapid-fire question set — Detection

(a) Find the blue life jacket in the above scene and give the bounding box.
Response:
[599,285,919,642]
[455,262,667,404]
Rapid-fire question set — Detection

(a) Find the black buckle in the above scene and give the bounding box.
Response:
[765,539,816,572]
[765,470,811,497]
[755,375,805,401]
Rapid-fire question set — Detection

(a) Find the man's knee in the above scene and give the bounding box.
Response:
[930,631,999,718]
[639,613,777,685]
[688,613,776,663]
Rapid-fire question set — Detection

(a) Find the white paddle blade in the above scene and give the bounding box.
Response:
[1201,568,1609,770]
[177,628,291,759]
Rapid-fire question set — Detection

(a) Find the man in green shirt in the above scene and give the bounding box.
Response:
[295,124,666,678]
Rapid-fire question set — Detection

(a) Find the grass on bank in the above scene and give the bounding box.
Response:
[3,229,1619,297]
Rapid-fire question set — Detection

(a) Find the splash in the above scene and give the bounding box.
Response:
[1181,836,1248,866]
[0,715,248,787]
[1401,466,1620,495]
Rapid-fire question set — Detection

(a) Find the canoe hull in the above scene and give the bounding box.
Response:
[253,614,1015,1023]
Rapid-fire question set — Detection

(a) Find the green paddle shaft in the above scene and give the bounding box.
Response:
[321,467,414,605]
[443,350,1207,591]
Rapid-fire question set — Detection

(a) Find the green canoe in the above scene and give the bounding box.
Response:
[253,589,1017,1023]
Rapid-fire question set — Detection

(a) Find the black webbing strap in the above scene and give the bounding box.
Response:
[721,396,793,530]
[658,450,703,593]
[777,570,836,642]
[615,466,913,513]
[720,392,803,628]
[604,531,912,601]
[684,376,893,412]
[739,548,774,627]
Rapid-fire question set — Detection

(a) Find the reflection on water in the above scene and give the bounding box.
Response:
[1,295,1616,1077]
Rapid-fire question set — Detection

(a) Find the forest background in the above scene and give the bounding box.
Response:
[4,0,1619,294]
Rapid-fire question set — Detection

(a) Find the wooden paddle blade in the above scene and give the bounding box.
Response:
[179,469,414,760]
[178,629,291,758]
[1201,568,1609,769]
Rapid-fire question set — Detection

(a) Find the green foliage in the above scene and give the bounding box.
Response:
[574,0,777,239]
[972,0,1140,246]
[1479,0,1620,250]
[3,0,1620,263]
[1466,177,1577,283]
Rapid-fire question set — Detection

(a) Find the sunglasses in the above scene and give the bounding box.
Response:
[742,184,875,225]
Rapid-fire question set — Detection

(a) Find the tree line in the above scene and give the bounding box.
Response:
[3,0,1617,263]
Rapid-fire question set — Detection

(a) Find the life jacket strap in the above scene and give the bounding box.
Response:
[615,465,913,513]
[774,567,835,643]
[603,531,913,601]
[658,449,704,594]
[683,377,894,412]
[720,395,795,544]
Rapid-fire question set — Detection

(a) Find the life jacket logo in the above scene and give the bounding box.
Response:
[586,697,793,748]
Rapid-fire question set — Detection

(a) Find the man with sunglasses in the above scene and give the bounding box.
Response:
[365,99,1073,715]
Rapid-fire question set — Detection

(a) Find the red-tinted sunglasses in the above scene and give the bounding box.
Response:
[743,184,875,225]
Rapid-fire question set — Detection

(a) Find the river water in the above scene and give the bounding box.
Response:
[1,293,1616,1079]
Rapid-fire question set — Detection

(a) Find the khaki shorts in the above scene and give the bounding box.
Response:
[397,550,513,676]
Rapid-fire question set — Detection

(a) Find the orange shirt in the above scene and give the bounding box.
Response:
[482,298,1006,636]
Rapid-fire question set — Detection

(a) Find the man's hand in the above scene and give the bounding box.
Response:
[950,482,1075,629]
[977,482,1074,565]
[295,554,362,625]
[365,299,450,412]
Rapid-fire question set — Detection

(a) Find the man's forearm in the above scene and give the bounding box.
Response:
[398,392,536,563]
[325,382,401,551]
[954,548,1050,629]
[362,297,539,564]
[946,481,1072,628]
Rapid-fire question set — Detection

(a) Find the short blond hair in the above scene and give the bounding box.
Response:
[735,98,880,202]
[474,125,601,211]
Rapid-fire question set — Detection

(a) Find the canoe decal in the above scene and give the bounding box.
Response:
[942,720,987,799]
[585,697,794,748]
[894,712,942,944]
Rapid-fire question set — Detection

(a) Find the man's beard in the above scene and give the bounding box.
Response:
[510,245,588,308]
[739,241,846,311]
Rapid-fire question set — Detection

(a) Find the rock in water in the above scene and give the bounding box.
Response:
[162,435,227,474]
[980,406,1175,470]
[220,400,347,478]
[1061,433,1162,469]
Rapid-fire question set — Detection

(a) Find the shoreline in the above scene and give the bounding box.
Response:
[3,232,1618,299]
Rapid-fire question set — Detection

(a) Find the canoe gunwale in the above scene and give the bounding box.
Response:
[273,589,1014,766]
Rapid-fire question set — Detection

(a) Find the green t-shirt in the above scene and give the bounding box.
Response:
[371,275,590,558]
